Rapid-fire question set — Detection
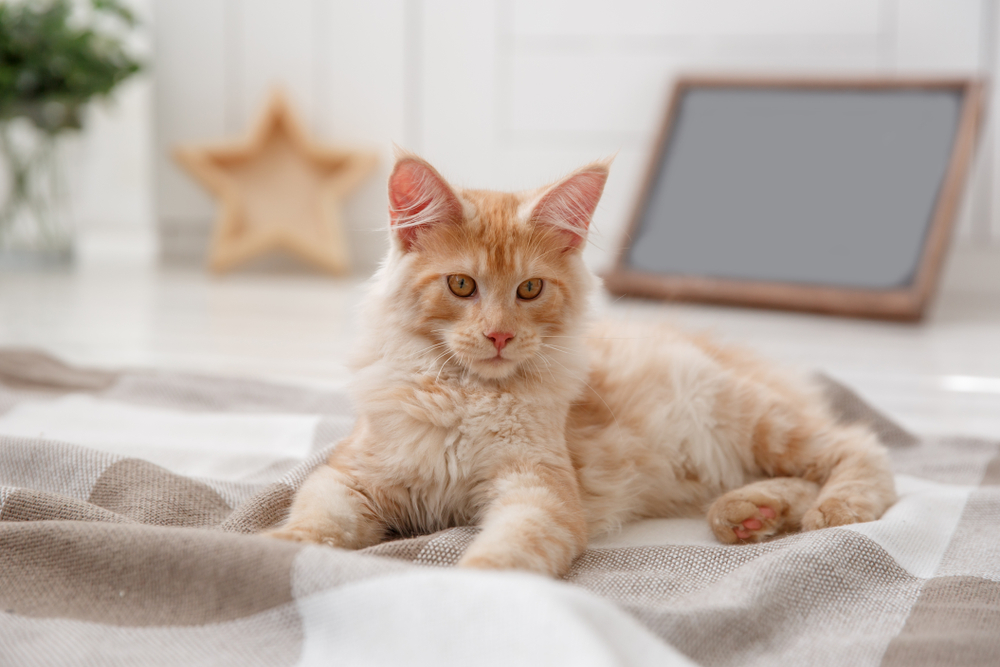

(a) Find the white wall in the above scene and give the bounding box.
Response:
[69,74,157,265]
[153,0,1000,275]
[70,0,156,264]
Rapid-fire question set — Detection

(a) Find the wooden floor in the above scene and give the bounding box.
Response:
[2,265,1000,439]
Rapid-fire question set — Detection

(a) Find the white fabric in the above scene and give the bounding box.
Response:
[590,517,719,548]
[0,394,318,480]
[0,380,983,666]
[592,474,973,577]
[296,569,696,667]
[840,474,970,578]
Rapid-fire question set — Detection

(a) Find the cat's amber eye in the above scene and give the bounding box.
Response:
[517,278,543,300]
[447,274,477,297]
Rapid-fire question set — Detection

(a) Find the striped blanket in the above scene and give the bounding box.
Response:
[0,349,997,666]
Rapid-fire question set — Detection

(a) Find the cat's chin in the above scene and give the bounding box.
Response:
[469,356,520,380]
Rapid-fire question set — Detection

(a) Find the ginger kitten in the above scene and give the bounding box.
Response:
[267,153,897,577]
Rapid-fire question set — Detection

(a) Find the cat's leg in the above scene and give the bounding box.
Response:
[266,464,384,549]
[708,477,820,543]
[459,465,588,577]
[801,424,896,530]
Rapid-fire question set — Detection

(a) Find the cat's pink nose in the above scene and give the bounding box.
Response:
[486,331,514,352]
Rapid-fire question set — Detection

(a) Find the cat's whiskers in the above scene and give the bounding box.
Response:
[435,350,461,383]
[521,357,540,383]
[542,334,655,341]
[535,359,558,388]
[407,342,451,368]
[532,352,560,386]
[412,341,449,357]
[428,346,457,372]
[411,328,464,369]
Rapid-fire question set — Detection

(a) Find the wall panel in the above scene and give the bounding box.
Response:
[152,0,999,274]
[319,0,408,271]
[509,43,881,140]
[153,0,229,261]
[419,0,501,186]
[238,0,318,130]
[894,0,983,72]
[511,0,881,38]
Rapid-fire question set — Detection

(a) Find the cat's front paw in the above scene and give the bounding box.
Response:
[801,496,876,530]
[458,547,568,577]
[458,552,511,570]
[264,525,349,549]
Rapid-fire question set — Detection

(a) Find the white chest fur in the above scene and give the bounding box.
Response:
[349,362,573,532]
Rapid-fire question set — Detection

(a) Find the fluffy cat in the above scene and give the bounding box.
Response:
[266,153,897,577]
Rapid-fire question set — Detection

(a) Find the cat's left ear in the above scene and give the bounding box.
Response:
[529,160,610,251]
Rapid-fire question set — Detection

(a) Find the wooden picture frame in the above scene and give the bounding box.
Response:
[603,76,985,321]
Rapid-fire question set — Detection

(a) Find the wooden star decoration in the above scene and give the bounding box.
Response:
[174,90,377,274]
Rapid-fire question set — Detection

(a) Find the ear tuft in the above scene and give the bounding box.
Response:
[530,161,610,250]
[387,153,463,252]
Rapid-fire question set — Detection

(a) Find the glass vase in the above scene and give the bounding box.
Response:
[0,118,74,267]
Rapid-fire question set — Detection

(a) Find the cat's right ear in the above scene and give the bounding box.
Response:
[387,154,463,252]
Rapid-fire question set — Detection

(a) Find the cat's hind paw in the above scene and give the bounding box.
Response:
[264,525,347,549]
[734,505,777,540]
[709,497,783,544]
[708,478,819,544]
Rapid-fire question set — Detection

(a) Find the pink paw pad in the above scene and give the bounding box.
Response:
[732,506,777,541]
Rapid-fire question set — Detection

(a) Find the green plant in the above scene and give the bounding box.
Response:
[0,0,143,134]
[0,0,142,255]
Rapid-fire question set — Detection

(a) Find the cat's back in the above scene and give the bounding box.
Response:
[572,320,746,458]
[581,319,818,417]
[581,320,734,414]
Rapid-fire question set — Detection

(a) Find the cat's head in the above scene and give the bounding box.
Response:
[376,152,609,382]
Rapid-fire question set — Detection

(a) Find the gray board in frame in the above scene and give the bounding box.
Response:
[603,77,984,321]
